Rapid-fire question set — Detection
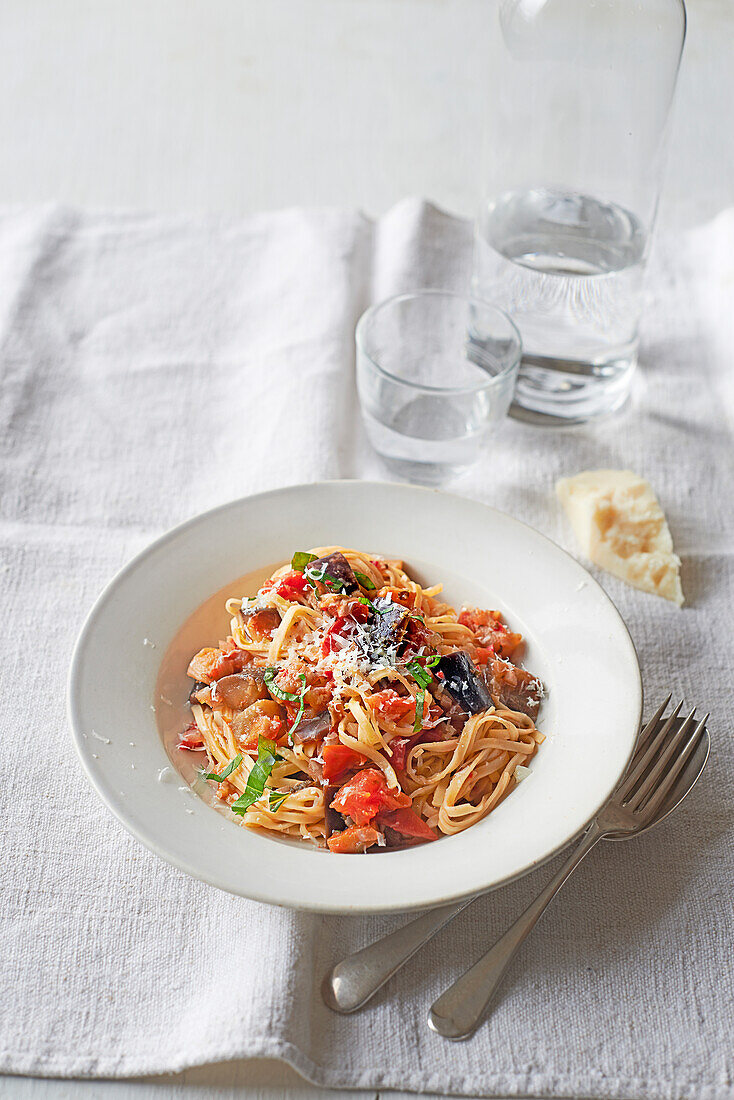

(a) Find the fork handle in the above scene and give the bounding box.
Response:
[322,897,474,1013]
[428,820,605,1040]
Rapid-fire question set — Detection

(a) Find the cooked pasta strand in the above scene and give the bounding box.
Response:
[180,546,544,850]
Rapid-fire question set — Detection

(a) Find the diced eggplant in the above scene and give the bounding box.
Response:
[305,755,325,785]
[306,552,359,594]
[324,785,348,836]
[435,651,493,715]
[381,827,422,850]
[434,692,468,733]
[241,605,281,640]
[480,659,543,720]
[188,680,208,704]
[210,669,269,710]
[229,699,284,744]
[367,826,435,852]
[291,710,331,744]
[367,597,410,657]
[288,779,319,794]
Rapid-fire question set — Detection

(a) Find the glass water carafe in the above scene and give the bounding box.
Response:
[473,0,686,424]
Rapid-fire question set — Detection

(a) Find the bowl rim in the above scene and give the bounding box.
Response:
[67,479,643,913]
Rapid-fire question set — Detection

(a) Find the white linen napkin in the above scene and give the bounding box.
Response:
[0,199,732,1098]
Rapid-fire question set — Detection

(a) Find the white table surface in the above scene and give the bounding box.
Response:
[2,1,731,1097]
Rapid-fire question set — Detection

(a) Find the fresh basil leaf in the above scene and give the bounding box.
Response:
[325,576,347,592]
[287,674,308,740]
[264,667,300,701]
[291,551,317,573]
[204,752,243,782]
[263,669,308,740]
[413,687,425,733]
[231,737,279,815]
[354,570,376,591]
[268,789,289,812]
[407,659,433,689]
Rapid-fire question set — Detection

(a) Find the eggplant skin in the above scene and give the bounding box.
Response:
[306,552,359,593]
[211,670,269,710]
[368,596,410,655]
[435,651,493,714]
[480,661,542,720]
[291,711,331,744]
[188,680,207,704]
[324,786,348,836]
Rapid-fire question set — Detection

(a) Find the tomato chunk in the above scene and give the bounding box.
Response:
[387,707,446,771]
[322,744,366,781]
[326,597,370,623]
[387,732,425,771]
[369,689,414,722]
[327,824,381,853]
[378,807,437,842]
[276,571,309,601]
[458,608,497,630]
[187,648,220,683]
[331,768,411,826]
[383,587,416,610]
[489,631,522,659]
[459,609,523,659]
[321,614,356,656]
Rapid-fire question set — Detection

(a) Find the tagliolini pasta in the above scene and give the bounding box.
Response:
[178,547,544,853]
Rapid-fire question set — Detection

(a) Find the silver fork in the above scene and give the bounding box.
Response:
[322,698,709,1019]
[427,699,709,1039]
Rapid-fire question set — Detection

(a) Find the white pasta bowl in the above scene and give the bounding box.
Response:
[68,480,642,913]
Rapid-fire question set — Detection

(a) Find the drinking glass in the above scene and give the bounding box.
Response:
[356,290,521,485]
[473,0,687,425]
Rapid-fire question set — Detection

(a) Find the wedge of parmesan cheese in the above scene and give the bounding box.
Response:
[556,469,684,606]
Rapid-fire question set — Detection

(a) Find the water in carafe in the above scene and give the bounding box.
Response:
[474,188,647,422]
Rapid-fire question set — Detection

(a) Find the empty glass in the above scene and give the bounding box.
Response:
[356,290,521,485]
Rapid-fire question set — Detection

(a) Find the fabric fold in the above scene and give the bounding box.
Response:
[0,201,732,1099]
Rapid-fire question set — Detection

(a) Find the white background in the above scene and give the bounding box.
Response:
[1,0,732,230]
[2,1,731,1097]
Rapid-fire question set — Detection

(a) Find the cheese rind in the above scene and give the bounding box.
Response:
[556,469,684,607]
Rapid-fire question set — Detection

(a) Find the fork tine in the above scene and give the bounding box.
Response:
[624,694,672,765]
[616,699,682,803]
[635,694,672,752]
[626,707,697,812]
[639,713,709,820]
